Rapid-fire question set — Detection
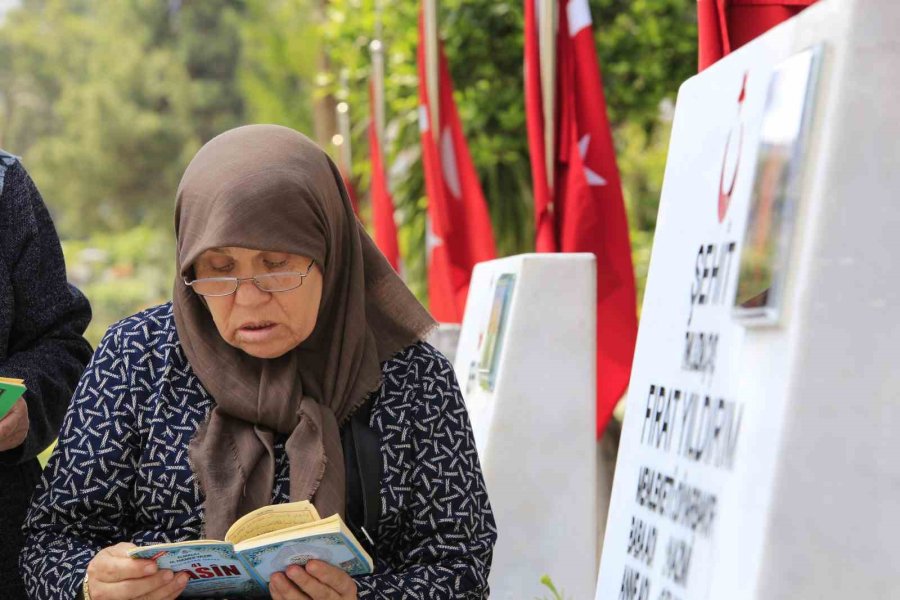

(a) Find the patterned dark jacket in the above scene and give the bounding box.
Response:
[0,151,92,599]
[21,302,496,599]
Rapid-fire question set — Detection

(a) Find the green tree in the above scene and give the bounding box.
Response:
[593,0,697,131]
[0,0,248,236]
[0,0,94,156]
[0,0,697,335]
[238,0,320,134]
[316,0,534,302]
[63,226,175,345]
[120,0,248,142]
[0,1,197,234]
[317,0,696,305]
[168,0,247,142]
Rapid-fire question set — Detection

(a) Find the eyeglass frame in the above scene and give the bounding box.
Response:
[183,258,317,297]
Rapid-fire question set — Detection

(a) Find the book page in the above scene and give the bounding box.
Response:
[224,500,321,545]
[235,514,342,550]
[0,379,26,418]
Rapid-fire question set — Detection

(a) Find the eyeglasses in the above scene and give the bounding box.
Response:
[184,259,316,297]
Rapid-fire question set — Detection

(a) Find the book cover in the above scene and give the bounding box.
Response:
[129,502,373,597]
[0,377,26,419]
[129,543,264,597]
[237,516,373,580]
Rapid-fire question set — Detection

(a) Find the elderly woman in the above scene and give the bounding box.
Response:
[21,126,496,600]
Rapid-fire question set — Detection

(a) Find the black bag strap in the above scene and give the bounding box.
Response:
[341,398,381,560]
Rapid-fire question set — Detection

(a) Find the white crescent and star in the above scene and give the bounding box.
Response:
[419,104,464,200]
[426,217,444,261]
[568,0,593,38]
[440,128,463,200]
[578,134,607,187]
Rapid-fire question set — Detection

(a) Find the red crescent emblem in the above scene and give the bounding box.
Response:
[718,124,743,222]
[718,73,748,223]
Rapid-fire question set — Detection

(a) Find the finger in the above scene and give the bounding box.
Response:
[0,404,16,435]
[105,542,139,557]
[269,577,287,600]
[271,572,312,600]
[90,554,158,583]
[1,398,25,418]
[89,545,157,583]
[306,560,357,597]
[2,398,25,424]
[9,401,28,440]
[271,572,308,600]
[93,569,175,599]
[141,571,190,600]
[285,564,338,600]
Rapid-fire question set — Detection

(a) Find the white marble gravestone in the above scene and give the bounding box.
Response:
[454,254,598,600]
[596,1,900,599]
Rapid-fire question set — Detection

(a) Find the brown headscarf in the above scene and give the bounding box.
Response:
[172,124,435,539]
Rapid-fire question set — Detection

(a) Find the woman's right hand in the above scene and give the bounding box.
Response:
[85,543,189,600]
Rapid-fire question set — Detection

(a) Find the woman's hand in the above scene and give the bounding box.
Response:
[269,560,358,600]
[0,398,29,451]
[85,543,189,600]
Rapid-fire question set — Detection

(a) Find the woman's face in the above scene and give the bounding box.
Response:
[193,247,323,359]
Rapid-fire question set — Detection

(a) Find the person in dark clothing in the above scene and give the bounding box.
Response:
[0,150,93,598]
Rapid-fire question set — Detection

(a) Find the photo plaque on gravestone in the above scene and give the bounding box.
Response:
[733,46,822,325]
[476,273,516,392]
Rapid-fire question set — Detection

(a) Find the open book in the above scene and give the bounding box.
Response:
[0,377,26,419]
[129,501,373,597]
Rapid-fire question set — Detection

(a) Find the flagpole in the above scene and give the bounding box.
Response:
[424,0,440,143]
[336,72,353,178]
[370,0,386,156]
[539,0,557,192]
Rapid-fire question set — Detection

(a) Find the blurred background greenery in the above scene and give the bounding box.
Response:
[0,0,696,347]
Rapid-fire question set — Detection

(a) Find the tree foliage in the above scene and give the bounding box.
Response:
[593,0,697,130]
[0,0,245,235]
[238,0,320,135]
[0,0,696,339]
[317,0,695,305]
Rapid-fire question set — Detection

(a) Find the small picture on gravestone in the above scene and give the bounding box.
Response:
[477,273,516,391]
[734,46,822,324]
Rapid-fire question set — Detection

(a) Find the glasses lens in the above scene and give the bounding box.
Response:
[255,273,304,292]
[191,278,237,296]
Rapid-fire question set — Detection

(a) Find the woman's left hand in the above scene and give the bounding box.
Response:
[0,399,29,451]
[269,560,358,600]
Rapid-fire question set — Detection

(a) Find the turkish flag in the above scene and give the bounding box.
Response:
[698,0,818,71]
[526,0,638,437]
[368,85,401,272]
[418,9,496,322]
[524,0,555,253]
